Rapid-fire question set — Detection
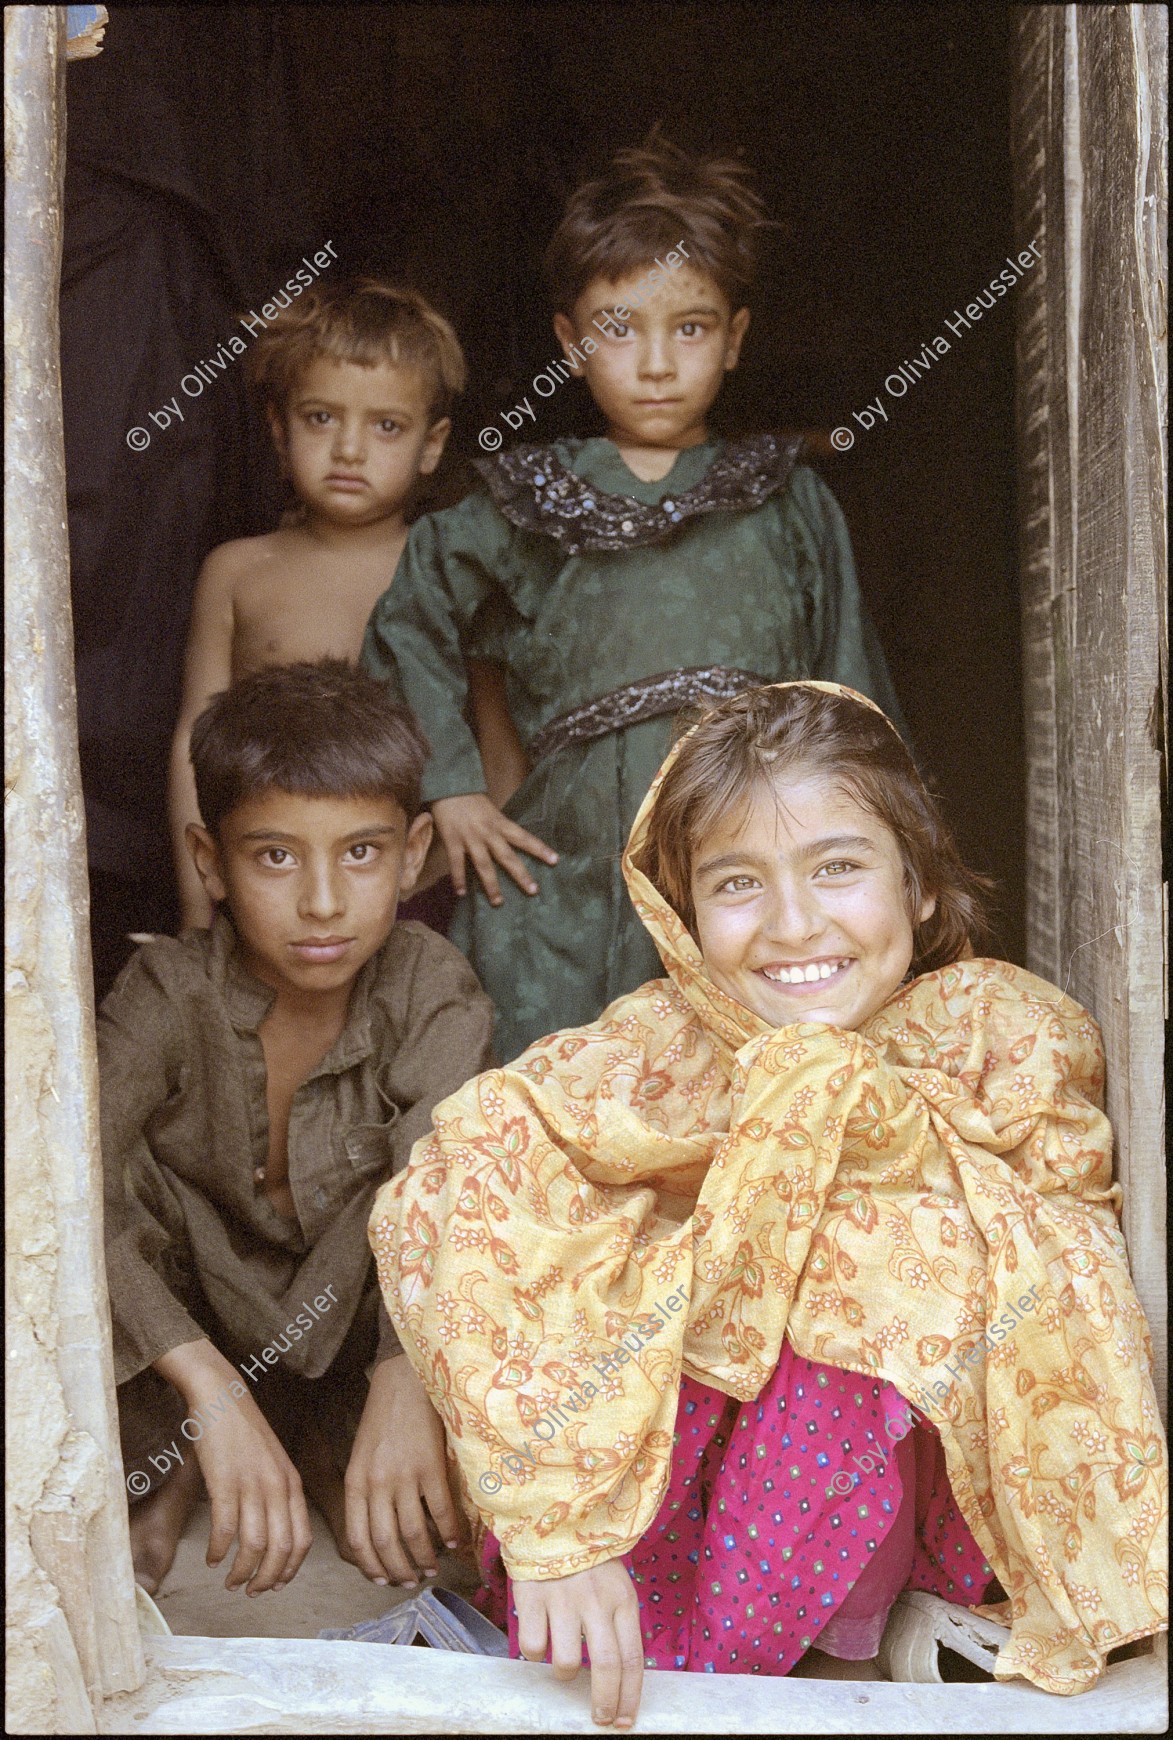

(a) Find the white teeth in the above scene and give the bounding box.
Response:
[763,959,848,984]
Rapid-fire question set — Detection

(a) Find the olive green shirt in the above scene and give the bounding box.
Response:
[100,914,494,1385]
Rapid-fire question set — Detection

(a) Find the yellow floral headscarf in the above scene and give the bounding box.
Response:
[371,682,1167,1693]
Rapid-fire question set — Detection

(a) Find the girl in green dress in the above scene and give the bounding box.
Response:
[362,136,904,1063]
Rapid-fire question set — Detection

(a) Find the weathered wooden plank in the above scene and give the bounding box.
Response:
[98,1633,1168,1735]
[1011,3,1167,1409]
[1011,7,1062,984]
[4,4,145,1731]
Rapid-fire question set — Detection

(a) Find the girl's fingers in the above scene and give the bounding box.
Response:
[503,820,558,863]
[516,1594,552,1665]
[443,836,468,897]
[492,840,540,894]
[467,841,504,906]
[611,1599,645,1728]
[547,1608,586,1683]
[513,1572,641,1725]
[445,814,557,903]
[581,1607,626,1723]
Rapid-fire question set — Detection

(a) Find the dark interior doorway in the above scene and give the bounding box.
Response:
[62,2,1023,997]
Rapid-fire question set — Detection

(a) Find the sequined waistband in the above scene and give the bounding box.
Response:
[527,666,769,765]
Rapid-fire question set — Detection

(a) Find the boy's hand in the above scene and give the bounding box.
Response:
[344,1354,466,1586]
[155,1339,313,1595]
[515,1561,644,1728]
[431,794,557,906]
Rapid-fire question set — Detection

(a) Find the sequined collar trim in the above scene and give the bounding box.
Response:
[471,434,804,555]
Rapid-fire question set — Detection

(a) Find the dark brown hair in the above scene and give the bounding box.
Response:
[246,278,467,420]
[190,659,430,836]
[544,132,772,314]
[633,685,993,975]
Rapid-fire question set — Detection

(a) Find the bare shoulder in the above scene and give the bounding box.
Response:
[188,536,260,615]
[196,529,294,591]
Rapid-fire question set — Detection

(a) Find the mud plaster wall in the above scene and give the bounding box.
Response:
[5,6,142,1731]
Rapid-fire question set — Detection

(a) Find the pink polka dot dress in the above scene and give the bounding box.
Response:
[477,1342,992,1674]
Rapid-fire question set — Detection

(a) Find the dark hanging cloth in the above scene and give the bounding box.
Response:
[61,8,314,993]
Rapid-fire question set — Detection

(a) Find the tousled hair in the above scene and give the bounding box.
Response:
[190,659,430,836]
[633,686,993,976]
[246,277,467,420]
[544,131,773,314]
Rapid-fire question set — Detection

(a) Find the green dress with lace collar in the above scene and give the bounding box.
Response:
[362,434,904,1062]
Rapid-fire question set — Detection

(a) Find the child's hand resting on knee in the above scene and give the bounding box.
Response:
[344,1353,467,1586]
[430,794,557,906]
[155,1339,313,1596]
[515,1560,644,1729]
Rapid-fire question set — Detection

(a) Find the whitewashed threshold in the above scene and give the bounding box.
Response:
[102,1634,1168,1734]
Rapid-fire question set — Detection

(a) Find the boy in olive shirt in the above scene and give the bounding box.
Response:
[105,660,493,1595]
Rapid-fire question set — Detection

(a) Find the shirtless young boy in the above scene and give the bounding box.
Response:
[169,278,526,930]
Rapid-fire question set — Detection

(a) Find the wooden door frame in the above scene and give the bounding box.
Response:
[1012,0,1167,1409]
[4,4,1166,1730]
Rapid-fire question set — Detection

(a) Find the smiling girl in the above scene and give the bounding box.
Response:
[372,681,1167,1726]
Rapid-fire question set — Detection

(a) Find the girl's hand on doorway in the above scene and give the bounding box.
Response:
[514,1558,644,1728]
[431,793,558,906]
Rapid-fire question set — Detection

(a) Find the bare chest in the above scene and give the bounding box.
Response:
[256,1017,345,1218]
[231,557,397,675]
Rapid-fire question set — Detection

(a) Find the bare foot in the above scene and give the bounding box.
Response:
[128,1452,202,1594]
[790,1647,883,1680]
